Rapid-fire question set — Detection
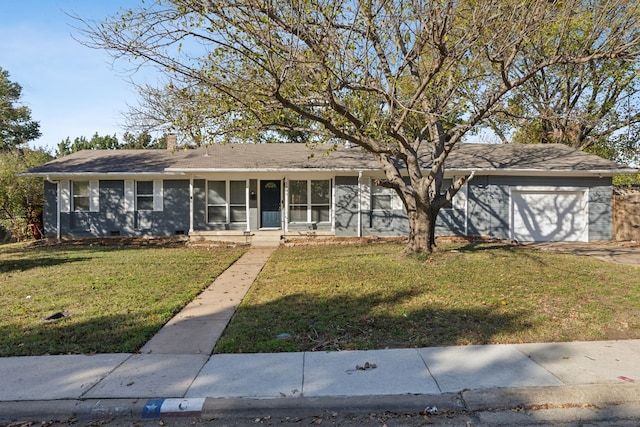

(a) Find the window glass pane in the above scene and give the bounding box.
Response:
[372,195,392,210]
[73,181,89,211]
[289,180,307,204]
[311,180,330,204]
[73,181,89,197]
[208,206,226,222]
[137,196,154,211]
[207,181,226,204]
[229,181,246,205]
[74,197,90,211]
[371,182,386,195]
[289,206,307,222]
[312,206,330,222]
[137,181,154,195]
[440,179,453,209]
[230,206,247,222]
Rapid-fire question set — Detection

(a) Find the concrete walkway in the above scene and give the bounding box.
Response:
[1,243,640,422]
[140,247,276,355]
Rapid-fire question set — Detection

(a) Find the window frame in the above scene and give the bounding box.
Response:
[206,180,248,224]
[370,181,394,212]
[288,179,331,223]
[135,181,155,212]
[229,180,247,223]
[72,181,90,212]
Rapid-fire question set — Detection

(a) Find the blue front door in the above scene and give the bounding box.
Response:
[260,180,281,228]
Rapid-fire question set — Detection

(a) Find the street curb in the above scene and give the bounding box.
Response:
[201,393,464,419]
[2,384,640,423]
[0,399,146,422]
[462,383,640,411]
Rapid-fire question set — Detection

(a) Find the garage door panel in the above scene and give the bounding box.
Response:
[512,191,587,242]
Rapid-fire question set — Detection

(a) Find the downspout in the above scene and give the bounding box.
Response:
[46,176,61,242]
[357,171,363,237]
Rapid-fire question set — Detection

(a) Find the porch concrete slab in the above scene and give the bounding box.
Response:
[185,353,304,398]
[514,340,640,385]
[83,354,209,399]
[417,345,563,393]
[303,349,440,397]
[0,354,130,401]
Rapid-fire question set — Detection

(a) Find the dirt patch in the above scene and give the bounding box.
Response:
[25,236,191,248]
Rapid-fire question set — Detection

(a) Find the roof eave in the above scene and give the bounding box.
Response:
[448,168,638,177]
[163,167,379,173]
[20,172,186,178]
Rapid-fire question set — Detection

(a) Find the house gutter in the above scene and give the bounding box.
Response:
[45,176,61,242]
[447,168,638,177]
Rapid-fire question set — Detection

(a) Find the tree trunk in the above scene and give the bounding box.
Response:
[404,205,435,254]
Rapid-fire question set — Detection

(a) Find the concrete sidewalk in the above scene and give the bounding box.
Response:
[1,245,640,422]
[1,340,639,421]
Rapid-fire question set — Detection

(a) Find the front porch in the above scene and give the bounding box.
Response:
[189,229,336,247]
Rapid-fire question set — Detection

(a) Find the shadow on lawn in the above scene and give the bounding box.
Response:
[452,241,556,267]
[0,313,160,357]
[0,256,93,274]
[218,288,530,353]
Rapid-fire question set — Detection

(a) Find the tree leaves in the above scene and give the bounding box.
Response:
[0,67,41,149]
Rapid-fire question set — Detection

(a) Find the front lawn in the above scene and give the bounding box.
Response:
[215,242,640,353]
[0,243,245,356]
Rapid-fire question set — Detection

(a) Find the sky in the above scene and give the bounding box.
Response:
[0,1,156,153]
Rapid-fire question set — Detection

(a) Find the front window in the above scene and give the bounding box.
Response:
[207,181,227,223]
[72,181,90,211]
[289,179,331,223]
[440,179,453,210]
[289,180,308,222]
[136,181,154,211]
[229,180,247,222]
[371,183,392,211]
[207,180,247,223]
[311,180,330,222]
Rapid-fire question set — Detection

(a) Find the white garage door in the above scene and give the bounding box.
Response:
[511,190,588,242]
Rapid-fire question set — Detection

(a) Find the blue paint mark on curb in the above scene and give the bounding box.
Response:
[142,399,164,419]
[142,398,206,419]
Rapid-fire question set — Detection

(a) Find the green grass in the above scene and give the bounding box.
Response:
[0,243,245,356]
[215,243,640,353]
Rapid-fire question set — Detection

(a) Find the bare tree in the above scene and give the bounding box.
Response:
[78,0,640,253]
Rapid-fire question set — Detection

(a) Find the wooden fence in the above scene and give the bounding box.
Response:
[613,187,640,241]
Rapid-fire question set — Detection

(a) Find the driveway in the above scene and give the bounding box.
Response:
[528,241,640,266]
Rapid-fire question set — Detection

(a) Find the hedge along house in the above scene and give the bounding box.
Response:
[24,143,636,244]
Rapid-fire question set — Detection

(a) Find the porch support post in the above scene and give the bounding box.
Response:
[283,178,288,234]
[189,175,194,233]
[57,182,61,241]
[357,171,363,237]
[245,179,250,232]
[331,178,335,232]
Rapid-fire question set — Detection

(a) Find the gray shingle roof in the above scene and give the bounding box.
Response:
[24,143,633,176]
